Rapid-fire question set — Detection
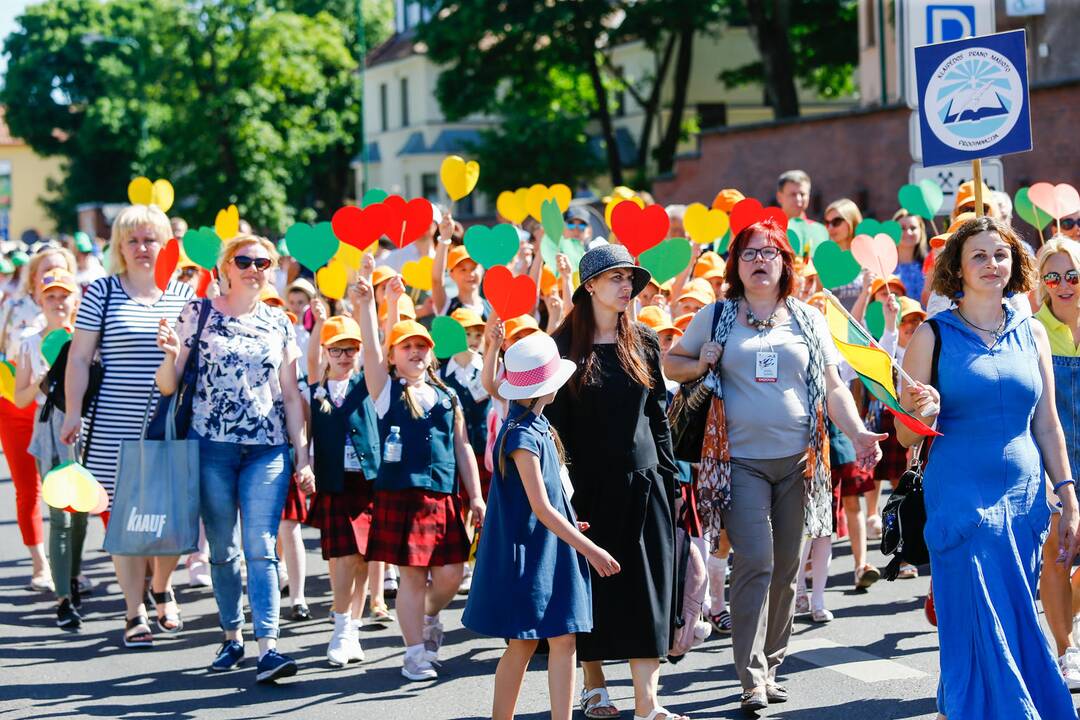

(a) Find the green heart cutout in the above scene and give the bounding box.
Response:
[41,328,71,366]
[855,219,902,245]
[806,223,829,255]
[182,227,222,270]
[898,180,944,220]
[787,218,808,255]
[361,188,388,208]
[865,301,886,340]
[1015,187,1053,230]
[464,224,519,269]
[540,199,564,248]
[559,236,585,270]
[431,315,468,359]
[717,230,732,254]
[638,238,692,285]
[286,221,340,272]
[540,234,585,277]
[812,241,862,289]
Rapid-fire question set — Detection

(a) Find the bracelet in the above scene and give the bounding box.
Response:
[1054,479,1076,495]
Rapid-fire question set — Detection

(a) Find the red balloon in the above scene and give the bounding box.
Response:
[332,204,390,250]
[610,202,668,257]
[729,198,788,237]
[155,238,180,291]
[380,195,435,249]
[482,266,537,320]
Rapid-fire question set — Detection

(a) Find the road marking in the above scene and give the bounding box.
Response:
[786,638,928,682]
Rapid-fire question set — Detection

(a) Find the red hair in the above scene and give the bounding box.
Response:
[723,219,797,301]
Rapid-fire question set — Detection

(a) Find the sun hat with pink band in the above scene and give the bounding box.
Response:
[497,332,577,401]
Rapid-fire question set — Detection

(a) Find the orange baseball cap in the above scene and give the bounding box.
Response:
[450,307,485,329]
[388,319,433,348]
[673,312,696,332]
[258,286,285,307]
[930,211,977,249]
[712,188,745,213]
[320,315,362,346]
[372,265,399,288]
[675,277,716,306]
[447,246,474,271]
[504,314,539,341]
[637,306,682,336]
[694,251,726,280]
[898,296,927,322]
[39,268,77,294]
[954,181,994,213]
[869,275,907,297]
[378,294,416,321]
[540,266,558,296]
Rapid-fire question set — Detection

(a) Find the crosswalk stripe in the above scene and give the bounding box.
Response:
[787,638,928,682]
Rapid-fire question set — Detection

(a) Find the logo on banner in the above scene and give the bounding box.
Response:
[924,46,1024,154]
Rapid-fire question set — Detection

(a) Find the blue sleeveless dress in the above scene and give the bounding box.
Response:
[924,307,1075,719]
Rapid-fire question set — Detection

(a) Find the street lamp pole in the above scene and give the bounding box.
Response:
[356,0,368,196]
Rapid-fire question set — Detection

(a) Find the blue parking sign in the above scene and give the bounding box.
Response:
[914,29,1031,167]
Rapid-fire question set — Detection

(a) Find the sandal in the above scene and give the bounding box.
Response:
[708,610,732,634]
[123,614,154,648]
[370,602,394,624]
[580,687,619,718]
[151,588,183,633]
[634,708,689,720]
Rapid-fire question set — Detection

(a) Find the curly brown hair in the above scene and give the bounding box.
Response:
[930,216,1035,298]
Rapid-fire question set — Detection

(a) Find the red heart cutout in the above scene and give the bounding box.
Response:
[332,205,387,250]
[611,202,669,257]
[155,238,180,291]
[194,268,214,298]
[381,196,434,249]
[730,198,789,237]
[482,266,537,320]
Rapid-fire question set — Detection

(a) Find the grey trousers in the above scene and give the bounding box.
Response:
[720,453,807,690]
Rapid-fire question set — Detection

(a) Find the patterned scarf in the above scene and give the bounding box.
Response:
[697,297,833,547]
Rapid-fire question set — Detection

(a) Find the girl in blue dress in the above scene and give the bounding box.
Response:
[464,331,620,720]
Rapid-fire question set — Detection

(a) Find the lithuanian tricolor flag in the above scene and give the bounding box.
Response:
[824,297,940,437]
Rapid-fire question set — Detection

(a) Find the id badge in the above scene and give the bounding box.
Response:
[755,351,778,383]
[344,444,362,471]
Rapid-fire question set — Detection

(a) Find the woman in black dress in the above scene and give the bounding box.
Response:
[546,245,685,720]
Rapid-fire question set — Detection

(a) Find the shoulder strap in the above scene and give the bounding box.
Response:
[928,318,941,389]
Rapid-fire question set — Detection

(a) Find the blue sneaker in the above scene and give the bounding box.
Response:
[256,650,297,684]
[210,640,244,672]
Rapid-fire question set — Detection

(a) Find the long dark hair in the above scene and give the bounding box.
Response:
[555,294,652,394]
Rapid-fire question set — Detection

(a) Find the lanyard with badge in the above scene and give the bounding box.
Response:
[746,304,780,383]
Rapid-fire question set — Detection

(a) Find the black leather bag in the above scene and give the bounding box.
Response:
[668,305,724,463]
[38,281,112,421]
[146,299,211,441]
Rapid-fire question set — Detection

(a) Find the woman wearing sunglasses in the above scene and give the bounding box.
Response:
[156,234,314,684]
[822,199,867,312]
[1034,236,1080,690]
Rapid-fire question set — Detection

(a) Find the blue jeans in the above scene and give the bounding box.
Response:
[1052,355,1080,478]
[195,434,292,640]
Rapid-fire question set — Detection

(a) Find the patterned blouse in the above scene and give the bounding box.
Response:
[0,295,44,361]
[176,299,300,445]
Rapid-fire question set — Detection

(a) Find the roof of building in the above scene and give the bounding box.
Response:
[397,131,427,156]
[429,128,482,153]
[366,31,422,68]
[351,141,381,165]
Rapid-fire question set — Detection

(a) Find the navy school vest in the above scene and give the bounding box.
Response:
[439,359,490,455]
[375,379,458,494]
[309,374,381,494]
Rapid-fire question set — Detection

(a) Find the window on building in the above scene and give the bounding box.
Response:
[400,77,410,127]
[421,173,438,203]
[864,0,877,49]
[379,83,388,132]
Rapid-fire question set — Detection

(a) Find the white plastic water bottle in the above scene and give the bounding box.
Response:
[383,426,402,463]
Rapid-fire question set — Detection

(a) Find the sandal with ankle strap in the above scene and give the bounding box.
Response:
[152,588,183,633]
[123,614,154,648]
[580,687,619,718]
[634,707,689,720]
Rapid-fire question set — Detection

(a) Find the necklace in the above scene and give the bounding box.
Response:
[956,307,1006,341]
[746,303,780,332]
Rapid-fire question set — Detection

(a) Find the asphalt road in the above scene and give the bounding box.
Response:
[0,452,1064,720]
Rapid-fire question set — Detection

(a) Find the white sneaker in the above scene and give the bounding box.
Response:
[811,607,834,623]
[1060,649,1080,692]
[327,612,352,667]
[347,618,365,663]
[401,650,438,681]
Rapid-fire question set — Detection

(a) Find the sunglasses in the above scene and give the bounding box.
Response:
[1061,218,1080,232]
[824,217,847,228]
[739,246,781,262]
[233,255,272,271]
[1043,270,1080,289]
[326,346,359,358]
[566,220,588,229]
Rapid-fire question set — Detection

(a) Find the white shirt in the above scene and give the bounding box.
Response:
[374,377,438,419]
[443,353,488,402]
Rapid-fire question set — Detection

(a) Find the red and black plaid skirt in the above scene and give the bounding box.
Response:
[306,473,374,560]
[458,449,493,507]
[836,461,875,498]
[874,416,909,482]
[365,488,470,567]
[281,476,309,523]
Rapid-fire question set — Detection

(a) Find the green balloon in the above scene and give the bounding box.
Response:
[638,238,692,285]
[464,224,519,269]
[431,315,468,359]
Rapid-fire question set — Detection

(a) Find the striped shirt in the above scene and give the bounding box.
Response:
[74,276,194,498]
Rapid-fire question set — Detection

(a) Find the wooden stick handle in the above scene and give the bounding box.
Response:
[972,159,984,218]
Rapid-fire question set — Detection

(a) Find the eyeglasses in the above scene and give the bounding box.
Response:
[326,346,359,358]
[1043,270,1080,289]
[739,246,781,262]
[233,255,272,271]
[567,221,588,229]
[824,217,847,228]
[1061,218,1080,232]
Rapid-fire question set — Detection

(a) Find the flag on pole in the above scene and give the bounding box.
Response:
[824,299,941,437]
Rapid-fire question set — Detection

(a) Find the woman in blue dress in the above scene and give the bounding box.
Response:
[898,216,1080,719]
[464,331,620,720]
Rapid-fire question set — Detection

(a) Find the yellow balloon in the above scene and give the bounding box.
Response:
[496,189,529,225]
[151,179,175,213]
[604,196,644,229]
[440,155,480,202]
[683,203,730,244]
[335,242,363,270]
[42,465,77,510]
[215,204,240,241]
[401,256,434,291]
[316,258,349,300]
[128,176,153,205]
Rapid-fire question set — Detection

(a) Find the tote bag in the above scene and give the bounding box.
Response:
[103,393,200,556]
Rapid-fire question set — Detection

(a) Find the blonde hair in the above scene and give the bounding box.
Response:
[824,198,863,242]
[108,204,173,275]
[21,246,77,298]
[1036,235,1080,306]
[892,208,929,261]
[217,233,279,291]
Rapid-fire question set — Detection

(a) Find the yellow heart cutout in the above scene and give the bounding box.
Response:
[152,179,175,213]
[684,203,729,244]
[497,188,530,225]
[316,258,350,300]
[525,183,572,222]
[440,155,480,202]
[0,362,15,401]
[215,204,240,241]
[402,256,434,291]
[127,177,175,212]
[605,195,644,228]
[334,242,365,270]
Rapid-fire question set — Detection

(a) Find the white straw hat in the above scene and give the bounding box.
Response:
[498,332,577,401]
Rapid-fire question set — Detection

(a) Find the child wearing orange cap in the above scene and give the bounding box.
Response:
[350,270,485,682]
[432,218,489,318]
[305,312,383,666]
[480,314,541,475]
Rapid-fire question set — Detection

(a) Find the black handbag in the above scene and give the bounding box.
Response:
[668,304,724,463]
[38,280,112,421]
[880,318,940,580]
[146,299,211,441]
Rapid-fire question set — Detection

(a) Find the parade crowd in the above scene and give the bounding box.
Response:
[3,168,1080,720]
